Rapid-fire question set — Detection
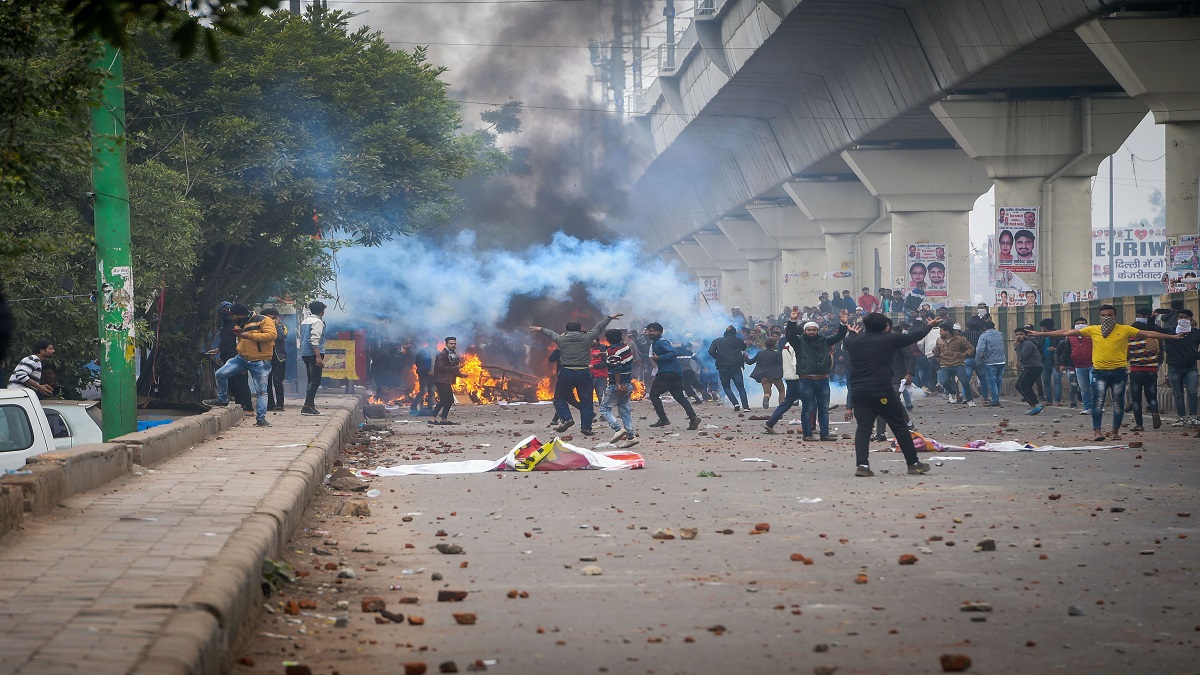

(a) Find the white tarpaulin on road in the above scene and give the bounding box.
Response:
[359,435,645,476]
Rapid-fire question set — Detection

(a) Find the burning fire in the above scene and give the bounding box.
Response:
[367,351,644,406]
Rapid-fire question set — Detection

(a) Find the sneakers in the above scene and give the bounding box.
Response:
[554,419,575,433]
[907,461,931,475]
[733,405,741,412]
[854,465,875,477]
[966,401,976,407]
[764,425,778,435]
[870,434,887,442]
[820,435,838,441]
[649,419,670,428]
[1080,408,1091,416]
[1130,425,1145,432]
[687,417,702,431]
[1152,412,1162,429]
[202,398,230,407]
[1173,417,1188,427]
[301,406,321,416]
[762,396,771,409]
[255,419,270,427]
[1027,404,1044,415]
[580,429,596,437]
[609,429,628,444]
[618,436,640,449]
[802,435,816,442]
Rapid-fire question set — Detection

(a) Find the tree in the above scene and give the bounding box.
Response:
[125,9,503,400]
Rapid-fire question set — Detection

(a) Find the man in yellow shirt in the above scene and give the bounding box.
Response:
[1029,304,1181,442]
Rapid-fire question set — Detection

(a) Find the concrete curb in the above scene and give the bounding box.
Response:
[117,404,245,466]
[132,397,362,675]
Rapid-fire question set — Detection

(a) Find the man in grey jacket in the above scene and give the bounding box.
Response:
[532,312,623,435]
[974,321,1006,406]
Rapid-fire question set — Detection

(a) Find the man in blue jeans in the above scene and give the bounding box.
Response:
[765,309,847,440]
[532,312,622,436]
[1029,305,1182,441]
[1038,318,1063,404]
[1161,309,1200,427]
[204,303,277,427]
[973,321,1006,406]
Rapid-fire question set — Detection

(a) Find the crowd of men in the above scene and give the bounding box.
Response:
[11,284,1200,475]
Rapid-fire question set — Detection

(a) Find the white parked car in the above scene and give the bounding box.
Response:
[0,388,61,471]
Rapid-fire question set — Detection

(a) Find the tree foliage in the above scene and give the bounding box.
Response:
[2,6,516,400]
[123,8,507,400]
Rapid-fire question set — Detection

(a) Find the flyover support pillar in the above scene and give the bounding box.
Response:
[716,218,782,318]
[842,149,991,306]
[693,232,752,314]
[747,203,827,310]
[783,180,882,298]
[933,95,1147,298]
[1080,16,1200,236]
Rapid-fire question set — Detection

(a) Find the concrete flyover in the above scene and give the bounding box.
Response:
[610,0,1200,314]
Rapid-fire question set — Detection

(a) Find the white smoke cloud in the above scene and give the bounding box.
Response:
[327,231,728,342]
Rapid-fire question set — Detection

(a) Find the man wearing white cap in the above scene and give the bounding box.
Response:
[764,307,847,440]
[933,322,975,405]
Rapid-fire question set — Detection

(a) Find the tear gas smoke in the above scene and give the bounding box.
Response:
[328,230,727,344]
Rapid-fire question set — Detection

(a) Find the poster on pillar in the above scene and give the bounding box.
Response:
[996,207,1039,274]
[1163,235,1200,292]
[701,278,720,304]
[905,243,947,298]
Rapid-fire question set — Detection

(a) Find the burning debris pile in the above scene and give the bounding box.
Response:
[371,351,644,406]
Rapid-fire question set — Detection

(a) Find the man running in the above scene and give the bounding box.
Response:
[531,312,623,436]
[645,322,702,430]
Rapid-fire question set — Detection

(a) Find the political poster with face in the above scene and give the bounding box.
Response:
[906,243,947,298]
[996,207,1038,274]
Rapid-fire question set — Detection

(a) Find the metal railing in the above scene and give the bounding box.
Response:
[694,0,719,18]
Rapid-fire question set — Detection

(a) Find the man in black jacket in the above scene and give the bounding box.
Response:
[765,308,847,440]
[843,313,942,477]
[708,325,750,410]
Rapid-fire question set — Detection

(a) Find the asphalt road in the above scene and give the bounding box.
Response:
[235,393,1200,675]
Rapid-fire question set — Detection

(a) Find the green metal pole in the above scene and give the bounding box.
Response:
[91,42,136,441]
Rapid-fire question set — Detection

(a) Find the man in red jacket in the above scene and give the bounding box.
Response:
[1055,317,1094,415]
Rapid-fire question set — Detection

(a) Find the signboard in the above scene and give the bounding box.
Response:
[996,207,1039,274]
[323,339,358,380]
[1092,226,1167,283]
[1061,290,1097,304]
[904,242,947,298]
[701,278,719,303]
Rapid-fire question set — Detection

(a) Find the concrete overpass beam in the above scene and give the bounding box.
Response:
[716,218,782,317]
[1079,16,1200,235]
[932,96,1147,297]
[747,202,827,308]
[694,232,752,314]
[842,149,992,306]
[783,180,881,295]
[673,241,723,306]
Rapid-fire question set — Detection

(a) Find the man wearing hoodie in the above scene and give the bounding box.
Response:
[765,309,847,440]
[973,321,1006,407]
[204,303,277,427]
[708,325,750,410]
[532,312,623,436]
[1160,309,1200,427]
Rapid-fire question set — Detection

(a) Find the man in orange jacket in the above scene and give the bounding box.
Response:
[204,303,278,427]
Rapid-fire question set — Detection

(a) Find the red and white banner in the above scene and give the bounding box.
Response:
[359,436,645,476]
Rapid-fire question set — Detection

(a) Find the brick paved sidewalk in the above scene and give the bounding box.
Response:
[0,396,360,675]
